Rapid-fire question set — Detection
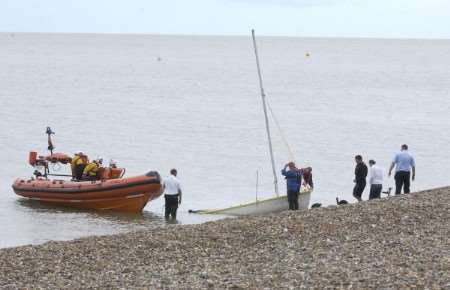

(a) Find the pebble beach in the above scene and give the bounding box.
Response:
[1,187,449,289]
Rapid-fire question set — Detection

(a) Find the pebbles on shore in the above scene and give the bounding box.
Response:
[1,187,449,289]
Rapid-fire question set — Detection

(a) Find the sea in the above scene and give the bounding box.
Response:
[1,33,449,248]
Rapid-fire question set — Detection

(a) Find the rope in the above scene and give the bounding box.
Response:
[266,98,296,162]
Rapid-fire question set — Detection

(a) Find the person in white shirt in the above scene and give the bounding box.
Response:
[163,169,182,219]
[368,160,383,200]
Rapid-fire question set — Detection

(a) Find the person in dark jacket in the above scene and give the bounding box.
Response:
[353,155,368,202]
[281,162,302,210]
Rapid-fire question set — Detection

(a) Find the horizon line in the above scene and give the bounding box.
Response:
[1,30,449,42]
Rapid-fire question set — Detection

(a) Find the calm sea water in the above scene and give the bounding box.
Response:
[1,33,449,248]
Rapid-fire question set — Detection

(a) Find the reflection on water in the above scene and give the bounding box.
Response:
[0,197,164,248]
[16,198,164,226]
[0,197,228,248]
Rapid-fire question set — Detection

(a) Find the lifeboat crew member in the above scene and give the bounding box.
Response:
[82,158,102,181]
[71,152,89,181]
[109,159,117,168]
[70,153,80,178]
[163,168,182,219]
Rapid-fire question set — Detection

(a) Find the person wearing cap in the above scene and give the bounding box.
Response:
[281,162,302,210]
[388,144,416,195]
[163,169,182,219]
[368,160,383,200]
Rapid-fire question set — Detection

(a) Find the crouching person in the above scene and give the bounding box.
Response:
[82,159,102,181]
[163,168,182,219]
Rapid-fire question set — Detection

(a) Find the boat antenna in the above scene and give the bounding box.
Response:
[46,127,55,155]
[251,29,279,196]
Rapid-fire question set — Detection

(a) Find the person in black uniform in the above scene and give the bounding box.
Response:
[353,155,368,202]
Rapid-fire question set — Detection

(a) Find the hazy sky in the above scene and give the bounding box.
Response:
[1,0,449,38]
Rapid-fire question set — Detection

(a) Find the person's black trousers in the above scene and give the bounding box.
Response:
[369,184,382,200]
[287,190,299,210]
[74,164,86,180]
[353,180,366,199]
[394,171,411,195]
[164,194,179,218]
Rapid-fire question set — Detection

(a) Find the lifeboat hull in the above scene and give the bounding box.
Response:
[12,172,162,212]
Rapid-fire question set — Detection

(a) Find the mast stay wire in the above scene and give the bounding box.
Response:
[265,98,296,163]
[252,29,279,196]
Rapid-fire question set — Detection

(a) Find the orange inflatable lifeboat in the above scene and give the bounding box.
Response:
[12,171,162,212]
[13,127,163,212]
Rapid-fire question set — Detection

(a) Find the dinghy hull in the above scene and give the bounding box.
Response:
[197,190,311,216]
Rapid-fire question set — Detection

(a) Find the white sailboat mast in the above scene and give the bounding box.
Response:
[251,29,279,196]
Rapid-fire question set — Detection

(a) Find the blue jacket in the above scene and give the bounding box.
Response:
[281,167,301,192]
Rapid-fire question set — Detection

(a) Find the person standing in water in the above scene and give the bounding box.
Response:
[388,144,416,195]
[353,155,368,202]
[368,159,383,200]
[281,162,302,210]
[163,169,182,219]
